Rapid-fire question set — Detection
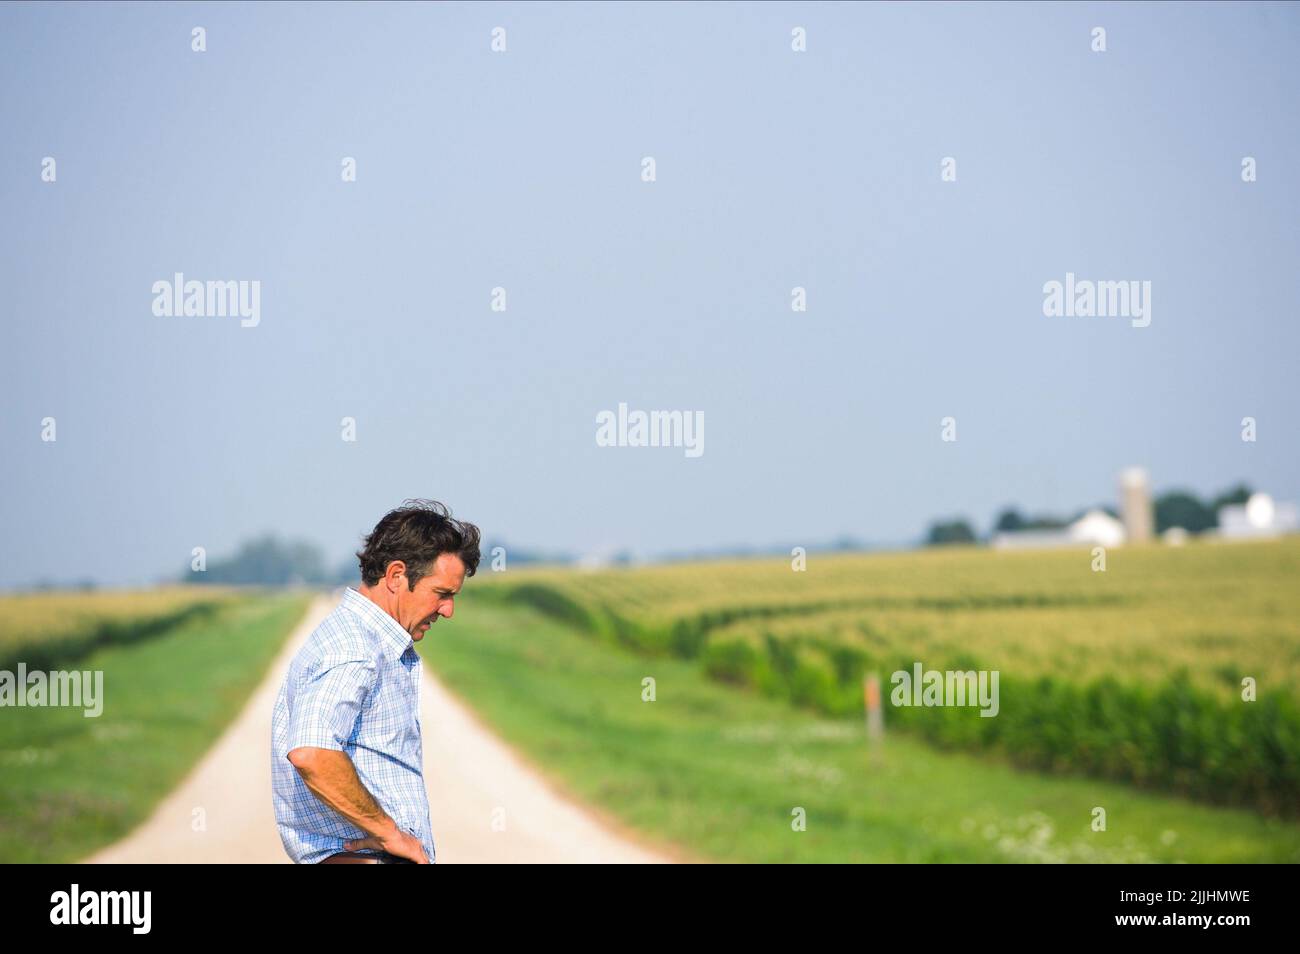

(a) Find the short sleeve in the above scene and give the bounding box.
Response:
[285,653,379,755]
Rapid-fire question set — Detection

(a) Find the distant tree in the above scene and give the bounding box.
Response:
[993,508,1025,534]
[1209,483,1252,519]
[1154,491,1215,535]
[926,519,977,546]
[1023,514,1069,530]
[990,507,1073,538]
[188,535,330,585]
[334,555,360,585]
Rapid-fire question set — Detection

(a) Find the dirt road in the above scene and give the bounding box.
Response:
[84,592,668,864]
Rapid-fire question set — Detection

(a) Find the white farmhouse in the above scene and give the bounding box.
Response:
[991,509,1126,550]
[1067,509,1126,547]
[1215,492,1299,540]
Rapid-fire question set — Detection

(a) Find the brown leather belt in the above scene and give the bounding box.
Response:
[320,850,415,864]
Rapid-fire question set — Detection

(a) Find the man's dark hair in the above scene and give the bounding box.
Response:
[356,499,481,588]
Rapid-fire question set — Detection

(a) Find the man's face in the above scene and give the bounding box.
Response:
[397,552,466,640]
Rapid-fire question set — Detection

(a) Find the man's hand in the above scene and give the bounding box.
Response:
[345,825,430,864]
[287,746,430,863]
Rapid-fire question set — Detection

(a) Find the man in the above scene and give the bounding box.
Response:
[271,499,481,864]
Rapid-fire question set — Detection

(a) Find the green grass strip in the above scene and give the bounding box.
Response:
[0,591,310,863]
[419,601,1300,863]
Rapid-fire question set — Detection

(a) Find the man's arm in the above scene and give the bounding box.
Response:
[287,746,429,863]
[283,652,428,864]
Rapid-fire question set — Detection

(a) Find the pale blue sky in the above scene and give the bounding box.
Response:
[2,1,1297,587]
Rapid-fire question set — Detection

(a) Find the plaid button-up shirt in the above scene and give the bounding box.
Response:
[271,587,436,864]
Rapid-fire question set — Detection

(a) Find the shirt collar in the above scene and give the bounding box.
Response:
[342,587,415,660]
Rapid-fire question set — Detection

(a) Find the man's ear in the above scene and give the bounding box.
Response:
[383,560,408,591]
